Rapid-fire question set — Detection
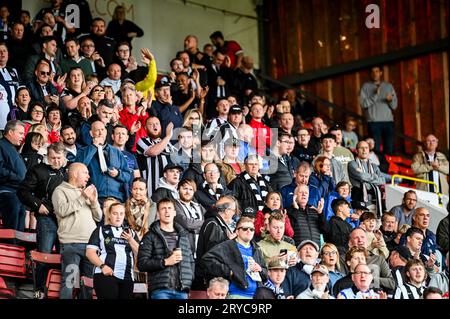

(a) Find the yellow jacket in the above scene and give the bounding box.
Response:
[136,59,157,100]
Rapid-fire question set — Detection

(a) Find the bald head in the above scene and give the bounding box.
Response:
[68,163,90,188]
[349,228,367,248]
[90,120,107,144]
[238,124,254,143]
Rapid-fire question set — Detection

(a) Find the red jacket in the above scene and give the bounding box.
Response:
[254,209,294,238]
[119,106,149,152]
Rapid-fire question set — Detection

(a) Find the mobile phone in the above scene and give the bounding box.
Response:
[280,249,288,256]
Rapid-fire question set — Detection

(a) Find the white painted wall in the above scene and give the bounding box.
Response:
[22,0,259,73]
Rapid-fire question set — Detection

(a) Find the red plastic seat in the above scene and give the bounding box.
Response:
[0,243,27,279]
[45,269,61,299]
[0,275,15,298]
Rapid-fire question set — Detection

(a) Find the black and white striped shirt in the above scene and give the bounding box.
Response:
[205,117,227,139]
[136,137,176,197]
[87,225,139,281]
[394,282,425,299]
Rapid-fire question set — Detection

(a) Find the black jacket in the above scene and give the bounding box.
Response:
[323,216,353,255]
[194,185,232,212]
[182,163,227,189]
[137,221,194,292]
[228,172,273,214]
[287,205,328,247]
[332,274,353,296]
[281,261,311,297]
[268,155,296,190]
[199,239,268,291]
[17,163,67,217]
[27,78,59,108]
[195,210,230,261]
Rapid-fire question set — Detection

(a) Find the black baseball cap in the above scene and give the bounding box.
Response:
[162,163,184,173]
[155,77,171,89]
[392,245,412,261]
[352,201,370,211]
[229,105,242,114]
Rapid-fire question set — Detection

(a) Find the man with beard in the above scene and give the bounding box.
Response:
[297,264,334,299]
[152,163,183,203]
[17,142,67,298]
[149,79,183,137]
[171,127,194,171]
[174,178,206,258]
[136,116,176,197]
[60,125,80,163]
[389,190,417,227]
[292,128,315,164]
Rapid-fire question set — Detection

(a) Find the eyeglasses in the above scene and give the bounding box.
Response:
[353,271,372,276]
[238,227,255,232]
[93,89,104,93]
[280,140,294,145]
[82,44,94,48]
[322,251,337,256]
[32,110,44,114]
[40,71,51,76]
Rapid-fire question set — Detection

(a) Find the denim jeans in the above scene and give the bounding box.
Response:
[35,215,59,292]
[150,289,188,300]
[60,243,93,299]
[0,191,26,232]
[368,121,395,155]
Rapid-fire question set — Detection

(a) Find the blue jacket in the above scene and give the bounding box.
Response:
[324,191,359,228]
[281,262,311,297]
[309,172,335,201]
[0,138,26,192]
[280,179,320,209]
[75,144,132,201]
[150,100,183,138]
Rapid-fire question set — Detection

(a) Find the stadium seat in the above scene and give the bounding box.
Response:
[0,243,27,279]
[45,269,62,299]
[29,250,62,296]
[0,275,15,298]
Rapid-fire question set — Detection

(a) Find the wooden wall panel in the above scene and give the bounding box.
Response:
[264,0,449,153]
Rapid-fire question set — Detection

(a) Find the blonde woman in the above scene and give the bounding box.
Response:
[61,67,95,110]
[86,203,139,299]
[183,108,204,147]
[320,243,344,293]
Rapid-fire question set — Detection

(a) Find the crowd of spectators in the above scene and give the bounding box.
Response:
[0,1,448,300]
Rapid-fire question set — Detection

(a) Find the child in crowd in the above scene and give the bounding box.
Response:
[360,211,389,259]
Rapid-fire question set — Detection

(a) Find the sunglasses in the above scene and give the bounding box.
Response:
[238,227,255,232]
[189,117,200,120]
[40,71,51,76]
[93,89,104,93]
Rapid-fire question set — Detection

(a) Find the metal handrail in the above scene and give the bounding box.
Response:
[390,174,443,206]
